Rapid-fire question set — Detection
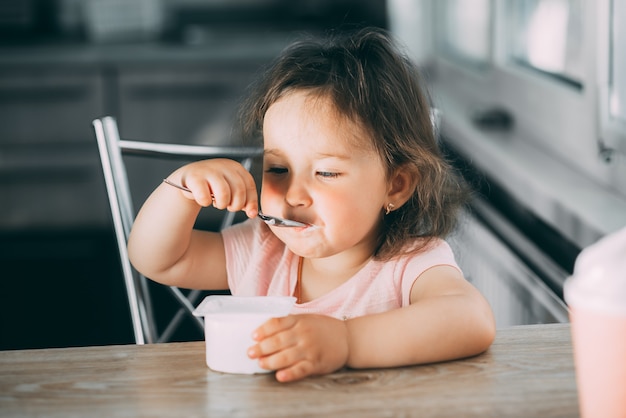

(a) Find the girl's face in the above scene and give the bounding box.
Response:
[261,90,390,262]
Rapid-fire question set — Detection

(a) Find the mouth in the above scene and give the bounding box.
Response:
[258,212,310,228]
[281,220,319,231]
[288,216,319,229]
[284,221,319,230]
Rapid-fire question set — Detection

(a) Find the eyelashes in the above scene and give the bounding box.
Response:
[264,167,341,179]
[316,171,339,179]
[264,167,288,175]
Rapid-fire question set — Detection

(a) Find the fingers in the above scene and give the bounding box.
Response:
[275,361,316,383]
[182,176,214,207]
[252,316,295,342]
[249,327,315,383]
[248,316,296,359]
[175,159,258,215]
[248,315,350,383]
[248,326,315,383]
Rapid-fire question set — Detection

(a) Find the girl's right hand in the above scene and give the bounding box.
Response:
[170,158,259,219]
[129,158,246,289]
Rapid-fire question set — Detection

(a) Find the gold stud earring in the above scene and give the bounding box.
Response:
[385,203,395,215]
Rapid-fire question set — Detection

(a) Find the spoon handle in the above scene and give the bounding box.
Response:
[163,178,195,194]
[162,178,309,228]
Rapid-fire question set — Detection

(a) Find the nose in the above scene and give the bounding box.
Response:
[284,176,312,208]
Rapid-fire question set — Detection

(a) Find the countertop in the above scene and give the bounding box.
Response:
[438,92,626,249]
[0,323,578,417]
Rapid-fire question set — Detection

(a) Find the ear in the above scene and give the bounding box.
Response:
[385,164,417,211]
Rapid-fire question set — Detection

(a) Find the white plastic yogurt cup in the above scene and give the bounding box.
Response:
[193,295,296,374]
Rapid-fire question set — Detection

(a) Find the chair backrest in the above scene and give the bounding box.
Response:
[93,116,262,344]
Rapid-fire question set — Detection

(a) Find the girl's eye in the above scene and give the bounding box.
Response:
[265,167,288,175]
[316,171,340,179]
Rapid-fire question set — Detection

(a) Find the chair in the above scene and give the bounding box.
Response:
[93,116,262,344]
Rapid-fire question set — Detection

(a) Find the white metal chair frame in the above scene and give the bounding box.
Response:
[93,116,262,344]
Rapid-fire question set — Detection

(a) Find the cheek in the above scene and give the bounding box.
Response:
[323,179,388,228]
[318,192,345,211]
[260,180,282,207]
[320,190,379,225]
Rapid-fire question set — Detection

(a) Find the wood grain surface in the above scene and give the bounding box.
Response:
[0,323,578,417]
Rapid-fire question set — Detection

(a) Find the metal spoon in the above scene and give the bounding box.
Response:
[163,178,309,228]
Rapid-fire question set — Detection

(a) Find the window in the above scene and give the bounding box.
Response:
[507,0,584,89]
[389,0,626,254]
[610,1,626,125]
[435,0,492,68]
[598,0,626,156]
[428,0,621,190]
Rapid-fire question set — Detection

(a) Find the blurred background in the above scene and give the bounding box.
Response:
[1,0,625,349]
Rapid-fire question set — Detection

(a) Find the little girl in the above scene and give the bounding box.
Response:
[128,27,495,382]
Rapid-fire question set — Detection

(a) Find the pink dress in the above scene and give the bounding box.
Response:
[222,218,461,320]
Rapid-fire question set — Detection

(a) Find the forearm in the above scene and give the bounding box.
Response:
[345,293,495,369]
[127,181,202,283]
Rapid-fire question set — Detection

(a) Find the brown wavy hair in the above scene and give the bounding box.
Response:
[237,27,469,259]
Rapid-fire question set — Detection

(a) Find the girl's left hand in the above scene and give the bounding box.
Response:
[248,314,350,382]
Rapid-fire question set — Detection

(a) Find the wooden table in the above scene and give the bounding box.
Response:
[0,323,578,417]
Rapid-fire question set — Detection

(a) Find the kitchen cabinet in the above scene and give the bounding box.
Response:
[0,68,109,229]
[114,63,262,223]
[117,64,255,145]
[0,46,273,231]
[0,43,279,349]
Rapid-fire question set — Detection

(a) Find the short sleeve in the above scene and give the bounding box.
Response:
[401,240,461,306]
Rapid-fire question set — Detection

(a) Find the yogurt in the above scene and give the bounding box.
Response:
[193,295,296,374]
